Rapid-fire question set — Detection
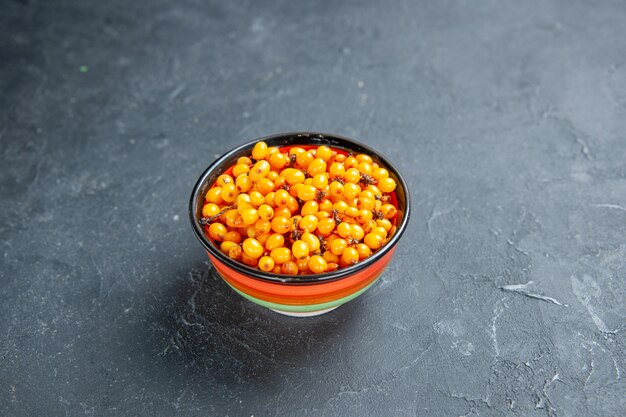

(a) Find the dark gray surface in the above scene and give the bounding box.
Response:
[1,0,625,416]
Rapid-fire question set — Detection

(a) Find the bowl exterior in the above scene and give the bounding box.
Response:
[208,246,397,314]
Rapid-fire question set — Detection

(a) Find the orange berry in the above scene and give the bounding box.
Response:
[270,216,291,234]
[381,204,397,219]
[371,226,388,238]
[251,141,269,160]
[202,203,220,218]
[312,173,329,190]
[272,265,282,274]
[264,191,276,206]
[323,251,339,264]
[258,204,274,220]
[330,238,348,256]
[296,257,309,273]
[296,151,314,169]
[301,200,319,216]
[289,147,306,156]
[249,160,271,181]
[205,187,224,204]
[350,224,365,241]
[333,200,349,213]
[308,255,328,274]
[287,196,300,213]
[357,209,373,224]
[240,251,258,267]
[216,174,233,187]
[221,183,238,203]
[355,154,373,164]
[274,189,290,207]
[299,215,319,232]
[301,232,321,252]
[356,243,371,259]
[258,256,275,272]
[340,247,359,266]
[270,247,292,264]
[378,177,397,193]
[344,156,359,169]
[364,233,384,250]
[255,178,275,195]
[223,230,242,244]
[316,210,332,220]
[319,199,333,212]
[316,146,333,161]
[292,240,310,260]
[372,167,389,180]
[317,218,336,235]
[329,162,345,178]
[208,223,227,242]
[334,154,347,163]
[344,168,361,183]
[265,233,285,250]
[282,168,305,185]
[273,206,292,218]
[376,218,393,231]
[241,208,259,225]
[242,238,263,258]
[269,152,288,170]
[297,185,318,201]
[307,158,327,176]
[357,197,375,211]
[281,261,299,275]
[344,206,359,218]
[336,222,352,238]
[237,156,253,166]
[232,163,250,177]
[254,218,271,235]
[267,170,279,181]
[329,182,344,199]
[358,162,373,176]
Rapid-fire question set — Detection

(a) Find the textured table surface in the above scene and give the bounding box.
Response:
[1,1,625,416]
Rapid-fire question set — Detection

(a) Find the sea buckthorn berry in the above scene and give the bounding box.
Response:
[224,242,242,260]
[235,174,252,193]
[327,262,339,272]
[223,230,242,244]
[343,183,360,200]
[316,210,332,220]
[289,147,306,156]
[216,174,233,187]
[344,156,359,169]
[292,240,310,260]
[357,209,373,224]
[357,162,373,176]
[350,224,365,241]
[208,223,227,242]
[240,251,258,267]
[363,219,377,233]
[283,168,305,185]
[301,201,319,216]
[269,152,288,170]
[221,183,238,203]
[344,168,361,183]
[237,156,253,166]
[220,241,239,255]
[224,209,242,228]
[336,222,352,238]
[258,256,275,272]
[357,197,375,211]
[267,170,279,181]
[376,218,392,231]
[304,177,313,186]
[364,232,384,250]
[251,141,269,160]
[308,255,328,274]
[232,163,250,177]
[340,247,359,266]
[245,225,258,238]
[372,167,389,180]
[296,151,314,169]
[296,257,309,273]
[301,232,321,252]
[344,206,359,218]
[319,199,333,212]
[202,203,220,218]
[249,160,271,181]
[378,177,397,193]
[359,190,375,200]
[323,251,339,264]
[356,243,372,259]
[311,173,329,190]
[205,187,224,204]
[356,154,373,164]
[267,146,280,156]
[274,176,287,189]
[256,233,270,245]
[274,189,290,207]
[255,178,275,195]
[257,204,274,220]
[307,158,327,176]
[334,154,347,163]
[329,182,344,199]
[271,216,291,234]
[265,233,285,250]
[330,238,348,256]
[366,184,383,198]
[316,146,333,161]
[273,206,292,219]
[331,201,348,214]
[287,196,300,213]
[281,261,298,275]
[317,218,336,235]
[329,162,345,178]
[371,226,388,238]
[297,185,318,201]
[264,191,276,206]
[254,218,271,235]
[381,204,397,219]
[272,265,282,274]
[242,238,263,258]
[374,200,383,211]
[270,247,292,264]
[299,215,319,232]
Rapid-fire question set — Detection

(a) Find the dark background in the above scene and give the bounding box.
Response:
[1,0,625,416]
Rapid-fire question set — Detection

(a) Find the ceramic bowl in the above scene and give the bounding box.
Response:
[189,132,410,316]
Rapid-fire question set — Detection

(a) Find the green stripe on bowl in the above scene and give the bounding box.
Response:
[224,278,380,313]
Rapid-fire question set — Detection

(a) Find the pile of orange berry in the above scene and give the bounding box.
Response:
[201,141,398,275]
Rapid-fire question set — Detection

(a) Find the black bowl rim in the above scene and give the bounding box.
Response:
[189,132,411,284]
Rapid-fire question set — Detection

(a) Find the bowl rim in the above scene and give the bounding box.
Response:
[189,131,411,284]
